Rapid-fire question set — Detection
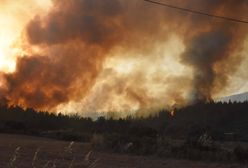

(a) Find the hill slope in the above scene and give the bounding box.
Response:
[216,92,248,103]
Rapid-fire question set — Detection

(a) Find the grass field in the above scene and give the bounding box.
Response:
[0,133,246,168]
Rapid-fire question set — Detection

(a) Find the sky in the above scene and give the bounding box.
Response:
[0,0,247,117]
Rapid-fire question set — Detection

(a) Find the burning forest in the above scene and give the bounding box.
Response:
[0,0,247,117]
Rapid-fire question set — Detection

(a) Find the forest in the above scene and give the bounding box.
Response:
[1,102,248,162]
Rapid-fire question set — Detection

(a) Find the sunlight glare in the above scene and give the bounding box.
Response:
[0,0,52,73]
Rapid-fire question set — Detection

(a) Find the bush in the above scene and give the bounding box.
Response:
[234,146,248,162]
[91,133,105,150]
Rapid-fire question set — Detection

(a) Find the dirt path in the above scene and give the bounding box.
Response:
[0,134,246,168]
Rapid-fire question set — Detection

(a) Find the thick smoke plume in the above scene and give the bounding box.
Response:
[180,0,248,102]
[0,0,247,115]
[182,30,233,102]
[2,0,125,110]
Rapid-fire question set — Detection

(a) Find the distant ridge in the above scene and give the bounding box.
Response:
[216,92,248,103]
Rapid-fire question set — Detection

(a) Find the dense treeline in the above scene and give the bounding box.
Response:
[0,101,248,141]
[1,102,248,162]
[172,101,248,141]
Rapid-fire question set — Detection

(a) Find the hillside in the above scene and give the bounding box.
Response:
[216,92,248,103]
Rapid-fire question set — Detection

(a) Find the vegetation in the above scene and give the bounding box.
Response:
[1,101,248,162]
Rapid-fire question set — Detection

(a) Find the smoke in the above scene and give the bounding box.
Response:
[26,0,124,46]
[2,0,126,110]
[0,0,247,115]
[181,30,231,102]
[180,1,248,102]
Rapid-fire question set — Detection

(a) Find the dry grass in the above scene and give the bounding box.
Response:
[0,133,247,168]
[0,134,94,168]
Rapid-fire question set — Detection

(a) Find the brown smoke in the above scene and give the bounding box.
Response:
[182,30,232,102]
[2,0,125,110]
[179,0,248,102]
[0,0,247,114]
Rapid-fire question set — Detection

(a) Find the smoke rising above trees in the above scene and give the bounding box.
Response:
[0,0,247,115]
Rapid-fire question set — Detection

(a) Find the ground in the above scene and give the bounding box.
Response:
[0,134,246,168]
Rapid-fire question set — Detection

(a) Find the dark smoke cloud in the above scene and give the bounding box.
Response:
[0,0,247,113]
[26,0,123,46]
[2,0,127,110]
[177,0,248,102]
[1,0,177,111]
[181,30,231,102]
